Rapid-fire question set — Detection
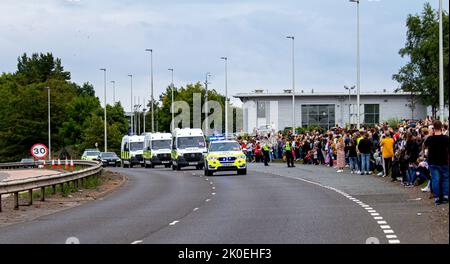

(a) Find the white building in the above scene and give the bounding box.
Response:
[234,90,427,133]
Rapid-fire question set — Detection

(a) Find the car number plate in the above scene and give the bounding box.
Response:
[109,162,116,164]
[162,161,170,164]
[189,162,198,165]
[221,163,234,167]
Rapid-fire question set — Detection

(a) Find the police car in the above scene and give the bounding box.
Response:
[204,139,247,176]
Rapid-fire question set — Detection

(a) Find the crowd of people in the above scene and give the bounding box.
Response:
[237,117,449,205]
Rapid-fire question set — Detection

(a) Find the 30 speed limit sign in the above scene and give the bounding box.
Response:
[31,143,48,159]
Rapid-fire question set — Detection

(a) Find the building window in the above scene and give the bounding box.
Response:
[364,104,379,126]
[301,104,335,129]
[257,101,266,118]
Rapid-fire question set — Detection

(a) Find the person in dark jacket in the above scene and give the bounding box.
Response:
[405,133,420,186]
[357,133,372,175]
[345,139,359,173]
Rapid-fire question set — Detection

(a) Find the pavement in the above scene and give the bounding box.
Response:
[0,163,447,244]
[0,169,60,182]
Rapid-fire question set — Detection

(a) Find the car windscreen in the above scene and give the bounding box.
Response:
[151,140,171,150]
[86,152,100,156]
[101,152,117,158]
[209,142,241,152]
[177,136,206,149]
[130,142,144,151]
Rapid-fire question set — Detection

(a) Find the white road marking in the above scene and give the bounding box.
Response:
[205,199,211,202]
[169,220,179,226]
[211,193,216,195]
[270,169,400,244]
[131,240,143,244]
[193,207,199,211]
[212,187,216,190]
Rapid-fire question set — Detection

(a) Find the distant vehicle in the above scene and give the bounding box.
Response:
[95,152,121,167]
[204,140,247,176]
[171,128,207,170]
[81,150,101,160]
[20,158,35,163]
[121,135,145,168]
[143,133,172,168]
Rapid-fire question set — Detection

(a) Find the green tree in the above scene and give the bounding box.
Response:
[393,3,449,117]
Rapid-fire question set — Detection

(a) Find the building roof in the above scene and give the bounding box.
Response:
[233,91,409,99]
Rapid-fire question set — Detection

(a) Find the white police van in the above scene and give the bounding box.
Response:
[171,128,207,170]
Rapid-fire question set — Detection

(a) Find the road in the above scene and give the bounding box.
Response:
[0,163,446,244]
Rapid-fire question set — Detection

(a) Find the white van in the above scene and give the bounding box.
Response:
[143,133,172,168]
[171,128,207,170]
[120,135,145,168]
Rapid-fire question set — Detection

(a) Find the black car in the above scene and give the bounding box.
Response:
[96,152,121,167]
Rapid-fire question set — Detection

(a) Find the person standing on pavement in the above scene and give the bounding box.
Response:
[380,131,395,181]
[285,138,295,168]
[423,120,449,205]
[336,136,346,173]
[262,142,270,166]
[358,132,372,175]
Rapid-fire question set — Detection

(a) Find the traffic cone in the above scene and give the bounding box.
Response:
[51,159,55,169]
[70,158,74,171]
[57,158,61,169]
[65,158,69,170]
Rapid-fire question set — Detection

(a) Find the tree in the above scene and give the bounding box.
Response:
[393,3,449,118]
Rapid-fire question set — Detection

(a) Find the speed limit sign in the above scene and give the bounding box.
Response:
[31,143,48,159]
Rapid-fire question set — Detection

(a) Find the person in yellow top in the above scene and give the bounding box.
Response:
[380,131,395,181]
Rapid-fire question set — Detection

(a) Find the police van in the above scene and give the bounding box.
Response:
[143,132,172,168]
[120,135,145,168]
[171,128,207,170]
[204,139,247,176]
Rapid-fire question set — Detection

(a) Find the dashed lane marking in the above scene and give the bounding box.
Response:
[131,240,143,244]
[193,207,199,211]
[271,172,401,244]
[169,220,179,226]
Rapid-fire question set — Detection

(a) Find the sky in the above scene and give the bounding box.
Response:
[0,0,448,110]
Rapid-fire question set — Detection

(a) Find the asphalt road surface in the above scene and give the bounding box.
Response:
[0,163,446,244]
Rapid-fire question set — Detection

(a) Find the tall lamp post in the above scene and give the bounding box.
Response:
[128,74,133,134]
[47,87,51,159]
[344,85,355,127]
[145,49,155,132]
[168,68,174,132]
[110,81,116,104]
[439,0,444,122]
[286,36,295,134]
[220,57,228,137]
[204,72,211,136]
[100,68,107,152]
[349,0,361,129]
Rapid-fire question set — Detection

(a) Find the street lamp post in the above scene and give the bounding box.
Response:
[47,87,51,159]
[344,85,356,127]
[439,0,444,122]
[145,49,155,132]
[100,68,107,152]
[204,72,211,136]
[220,57,228,137]
[286,36,295,134]
[350,0,361,129]
[168,68,174,132]
[128,74,133,134]
[110,81,115,104]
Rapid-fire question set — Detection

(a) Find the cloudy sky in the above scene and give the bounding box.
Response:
[0,0,448,110]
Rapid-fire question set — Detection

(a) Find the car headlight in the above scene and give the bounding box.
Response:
[102,159,107,162]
